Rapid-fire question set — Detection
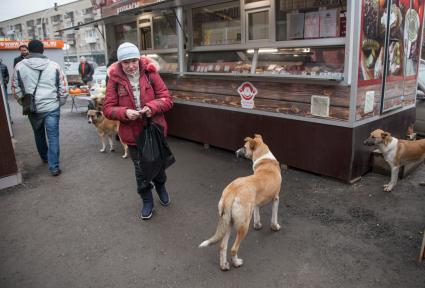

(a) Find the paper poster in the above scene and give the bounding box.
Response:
[304,12,320,38]
[319,9,338,38]
[287,12,305,39]
[364,91,375,114]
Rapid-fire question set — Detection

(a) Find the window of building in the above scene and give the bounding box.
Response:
[152,12,177,49]
[64,12,74,19]
[192,1,241,46]
[51,15,62,23]
[83,7,94,15]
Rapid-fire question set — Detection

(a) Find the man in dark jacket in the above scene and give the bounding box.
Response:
[13,45,29,67]
[0,57,11,122]
[78,56,94,84]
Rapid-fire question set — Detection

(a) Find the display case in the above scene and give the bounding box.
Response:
[145,52,179,73]
[254,46,344,80]
[187,50,253,74]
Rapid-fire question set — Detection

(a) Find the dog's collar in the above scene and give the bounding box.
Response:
[252,151,276,170]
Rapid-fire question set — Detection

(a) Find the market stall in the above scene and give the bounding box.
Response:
[98,0,425,182]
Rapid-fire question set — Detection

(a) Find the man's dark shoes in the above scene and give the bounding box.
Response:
[156,184,170,206]
[51,169,61,176]
[140,202,154,220]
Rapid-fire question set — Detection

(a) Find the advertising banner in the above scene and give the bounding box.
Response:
[0,40,64,50]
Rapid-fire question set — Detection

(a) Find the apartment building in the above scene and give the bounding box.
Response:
[0,0,106,65]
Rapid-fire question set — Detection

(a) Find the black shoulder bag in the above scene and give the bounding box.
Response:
[135,71,176,182]
[17,70,43,115]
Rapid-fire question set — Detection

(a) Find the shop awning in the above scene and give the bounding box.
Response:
[112,0,210,16]
[136,0,210,10]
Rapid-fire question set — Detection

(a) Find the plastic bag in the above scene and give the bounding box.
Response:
[136,119,176,182]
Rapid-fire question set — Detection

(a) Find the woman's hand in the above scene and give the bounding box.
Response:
[141,106,152,117]
[125,109,141,120]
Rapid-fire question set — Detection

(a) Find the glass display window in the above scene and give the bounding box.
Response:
[275,0,347,41]
[145,53,179,73]
[192,1,241,46]
[115,22,138,46]
[153,12,178,49]
[255,46,345,80]
[247,8,270,41]
[188,50,253,74]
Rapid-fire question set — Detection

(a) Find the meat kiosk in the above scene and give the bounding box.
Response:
[98,0,425,182]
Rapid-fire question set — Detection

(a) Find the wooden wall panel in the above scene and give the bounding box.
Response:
[0,87,18,178]
[162,75,351,121]
[166,103,353,181]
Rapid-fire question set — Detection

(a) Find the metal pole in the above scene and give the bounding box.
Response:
[176,7,185,75]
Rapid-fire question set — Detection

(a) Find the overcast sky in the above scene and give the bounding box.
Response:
[0,0,77,22]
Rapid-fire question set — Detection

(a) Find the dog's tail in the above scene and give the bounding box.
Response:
[199,193,235,248]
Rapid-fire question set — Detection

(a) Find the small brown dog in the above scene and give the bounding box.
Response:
[87,109,128,158]
[364,129,425,191]
[199,134,282,271]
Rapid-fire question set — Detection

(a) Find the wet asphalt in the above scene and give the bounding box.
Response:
[1,99,425,288]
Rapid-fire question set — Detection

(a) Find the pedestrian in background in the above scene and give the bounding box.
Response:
[12,40,67,176]
[78,56,94,85]
[103,42,173,220]
[13,45,29,67]
[0,57,11,122]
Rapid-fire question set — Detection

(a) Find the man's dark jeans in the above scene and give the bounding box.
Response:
[28,108,60,172]
[128,145,167,198]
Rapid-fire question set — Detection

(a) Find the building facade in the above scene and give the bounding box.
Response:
[0,0,106,65]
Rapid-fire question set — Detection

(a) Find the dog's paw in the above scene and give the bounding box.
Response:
[383,184,393,192]
[220,262,231,271]
[100,149,106,153]
[271,223,281,231]
[253,222,263,230]
[232,257,243,268]
[122,154,128,159]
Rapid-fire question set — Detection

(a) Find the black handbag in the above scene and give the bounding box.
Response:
[17,70,42,115]
[136,118,176,182]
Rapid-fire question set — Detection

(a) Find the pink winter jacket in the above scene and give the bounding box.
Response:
[103,57,173,145]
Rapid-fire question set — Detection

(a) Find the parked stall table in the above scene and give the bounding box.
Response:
[70,93,91,112]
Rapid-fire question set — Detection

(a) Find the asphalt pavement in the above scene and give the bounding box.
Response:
[1,99,425,288]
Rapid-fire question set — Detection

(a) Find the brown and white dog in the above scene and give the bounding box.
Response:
[87,109,128,158]
[199,134,282,271]
[364,129,425,191]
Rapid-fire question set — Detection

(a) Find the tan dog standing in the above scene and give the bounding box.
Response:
[87,109,128,158]
[364,129,425,191]
[199,134,282,271]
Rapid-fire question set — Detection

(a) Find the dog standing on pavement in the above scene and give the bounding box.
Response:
[87,109,128,158]
[364,129,425,191]
[199,134,282,271]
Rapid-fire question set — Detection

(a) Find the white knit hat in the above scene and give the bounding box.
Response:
[117,42,140,62]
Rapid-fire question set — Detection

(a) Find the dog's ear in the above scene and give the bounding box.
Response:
[381,132,392,145]
[96,111,102,117]
[244,137,253,142]
[249,139,257,150]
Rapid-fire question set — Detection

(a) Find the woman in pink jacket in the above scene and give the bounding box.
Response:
[103,42,173,220]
